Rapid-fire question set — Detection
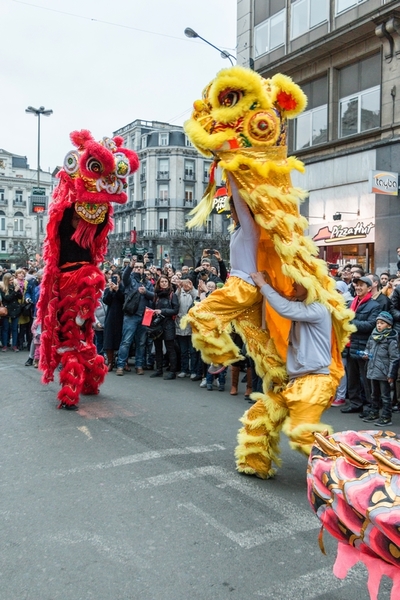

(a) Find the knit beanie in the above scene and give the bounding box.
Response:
[376,311,393,326]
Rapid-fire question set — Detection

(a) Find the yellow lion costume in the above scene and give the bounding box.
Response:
[183,66,355,479]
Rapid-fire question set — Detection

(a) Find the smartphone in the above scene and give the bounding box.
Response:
[208,249,215,255]
[111,275,118,284]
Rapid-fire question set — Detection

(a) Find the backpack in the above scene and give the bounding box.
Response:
[122,288,141,316]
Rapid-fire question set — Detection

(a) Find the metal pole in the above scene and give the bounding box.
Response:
[36,113,41,254]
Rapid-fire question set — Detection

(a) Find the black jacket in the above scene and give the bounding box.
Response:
[153,290,179,341]
[122,266,154,317]
[348,296,381,358]
[0,287,22,319]
[366,328,399,380]
[390,286,400,335]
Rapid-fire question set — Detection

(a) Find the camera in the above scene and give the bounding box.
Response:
[137,254,144,262]
[111,275,118,284]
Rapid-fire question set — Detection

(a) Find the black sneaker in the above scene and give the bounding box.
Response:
[25,358,34,366]
[375,417,393,427]
[363,413,379,422]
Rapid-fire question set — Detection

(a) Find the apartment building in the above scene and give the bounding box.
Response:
[0,149,52,266]
[111,120,229,266]
[238,0,400,273]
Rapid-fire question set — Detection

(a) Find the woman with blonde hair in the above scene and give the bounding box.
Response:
[0,273,23,351]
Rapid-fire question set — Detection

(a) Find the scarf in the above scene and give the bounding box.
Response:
[350,291,372,312]
[371,327,397,343]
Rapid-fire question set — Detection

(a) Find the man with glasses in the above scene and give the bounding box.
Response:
[115,260,154,376]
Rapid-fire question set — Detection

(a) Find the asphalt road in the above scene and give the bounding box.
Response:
[0,351,398,600]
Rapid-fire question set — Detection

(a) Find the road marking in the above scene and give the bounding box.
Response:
[254,565,369,598]
[52,444,225,477]
[77,425,92,440]
[47,530,149,569]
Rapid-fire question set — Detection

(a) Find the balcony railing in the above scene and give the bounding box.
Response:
[13,200,26,207]
[184,199,197,207]
[156,171,170,180]
[183,172,196,181]
[12,231,27,237]
[155,198,170,207]
[0,199,8,206]
[134,201,145,209]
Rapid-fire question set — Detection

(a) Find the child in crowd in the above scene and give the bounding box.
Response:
[363,311,399,426]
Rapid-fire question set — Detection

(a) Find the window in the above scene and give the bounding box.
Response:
[185,187,194,201]
[159,132,169,146]
[291,0,329,40]
[0,189,4,201]
[0,211,5,231]
[158,158,169,177]
[141,187,146,201]
[184,160,195,179]
[336,0,367,15]
[159,184,169,200]
[255,10,285,57]
[294,76,328,150]
[141,135,147,149]
[14,212,24,232]
[0,240,5,252]
[339,55,381,138]
[159,212,168,232]
[203,162,212,181]
[205,219,212,234]
[185,135,192,147]
[15,190,23,203]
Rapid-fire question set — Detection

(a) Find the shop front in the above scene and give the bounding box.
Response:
[308,218,375,273]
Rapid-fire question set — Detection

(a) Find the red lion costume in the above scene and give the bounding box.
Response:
[37,130,139,409]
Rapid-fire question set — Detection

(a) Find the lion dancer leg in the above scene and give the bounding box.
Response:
[81,348,108,396]
[56,266,106,409]
[58,351,85,410]
[235,392,289,479]
[281,374,336,455]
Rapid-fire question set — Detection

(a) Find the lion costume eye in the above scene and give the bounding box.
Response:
[218,88,244,108]
[63,151,79,175]
[86,157,103,174]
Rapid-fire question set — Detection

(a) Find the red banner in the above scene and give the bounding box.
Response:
[130,229,137,244]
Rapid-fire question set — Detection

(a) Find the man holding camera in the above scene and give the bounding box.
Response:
[115,259,154,376]
[190,249,226,289]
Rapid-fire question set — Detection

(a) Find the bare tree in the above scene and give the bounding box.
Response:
[10,240,37,267]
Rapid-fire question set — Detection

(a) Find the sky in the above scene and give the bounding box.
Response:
[1,0,237,172]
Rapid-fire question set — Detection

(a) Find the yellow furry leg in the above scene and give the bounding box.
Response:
[235,392,288,479]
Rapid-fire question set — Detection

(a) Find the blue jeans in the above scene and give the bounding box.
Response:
[117,314,146,368]
[94,330,104,355]
[2,316,19,348]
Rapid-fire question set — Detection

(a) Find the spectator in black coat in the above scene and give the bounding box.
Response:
[341,276,381,416]
[103,274,125,371]
[149,275,179,380]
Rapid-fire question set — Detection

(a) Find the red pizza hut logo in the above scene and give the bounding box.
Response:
[312,222,375,243]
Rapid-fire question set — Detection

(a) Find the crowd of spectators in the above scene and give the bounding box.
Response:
[3,254,400,414]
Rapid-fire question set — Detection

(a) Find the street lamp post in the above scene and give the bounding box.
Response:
[25,105,53,254]
[184,28,236,65]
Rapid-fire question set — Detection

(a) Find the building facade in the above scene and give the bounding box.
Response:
[111,120,229,267]
[238,0,400,274]
[0,149,52,267]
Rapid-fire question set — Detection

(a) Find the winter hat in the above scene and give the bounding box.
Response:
[335,281,348,294]
[358,276,372,287]
[376,311,393,326]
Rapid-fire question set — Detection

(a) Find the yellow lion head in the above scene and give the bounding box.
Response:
[184,66,307,156]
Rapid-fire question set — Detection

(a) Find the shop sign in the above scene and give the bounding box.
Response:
[369,170,399,195]
[310,219,375,246]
